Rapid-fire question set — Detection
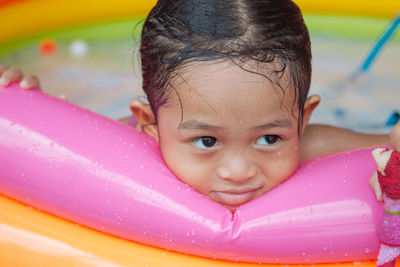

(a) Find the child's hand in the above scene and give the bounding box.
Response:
[0,65,40,90]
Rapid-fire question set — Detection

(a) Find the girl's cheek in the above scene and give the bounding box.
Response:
[170,158,207,188]
[265,153,299,182]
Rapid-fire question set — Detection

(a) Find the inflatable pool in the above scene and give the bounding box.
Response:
[0,83,385,266]
[1,0,399,266]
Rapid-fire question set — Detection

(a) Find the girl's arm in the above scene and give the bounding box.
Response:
[300,123,389,162]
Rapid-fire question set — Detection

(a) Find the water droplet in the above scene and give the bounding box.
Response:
[362,215,368,220]
[323,246,328,251]
[365,248,370,254]
[140,165,144,169]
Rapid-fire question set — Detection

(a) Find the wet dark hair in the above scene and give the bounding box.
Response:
[140,0,311,132]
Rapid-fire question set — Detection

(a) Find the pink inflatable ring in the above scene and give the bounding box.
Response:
[0,83,382,264]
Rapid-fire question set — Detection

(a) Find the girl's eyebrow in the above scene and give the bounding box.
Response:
[179,118,293,131]
[179,120,223,131]
[253,119,293,131]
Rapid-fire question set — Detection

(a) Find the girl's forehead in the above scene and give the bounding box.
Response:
[162,61,299,124]
[168,60,295,109]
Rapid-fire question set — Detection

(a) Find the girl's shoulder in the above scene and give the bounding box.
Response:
[300,124,389,162]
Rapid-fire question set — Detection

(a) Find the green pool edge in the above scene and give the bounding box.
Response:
[0,14,399,59]
[0,17,145,58]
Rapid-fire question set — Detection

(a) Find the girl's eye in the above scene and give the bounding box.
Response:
[192,136,218,149]
[256,135,280,146]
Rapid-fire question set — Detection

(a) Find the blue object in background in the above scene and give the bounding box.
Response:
[386,111,400,126]
[334,108,346,118]
[352,13,400,80]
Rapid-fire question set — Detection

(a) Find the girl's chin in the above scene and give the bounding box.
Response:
[210,187,265,212]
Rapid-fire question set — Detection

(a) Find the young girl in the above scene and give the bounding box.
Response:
[0,0,390,211]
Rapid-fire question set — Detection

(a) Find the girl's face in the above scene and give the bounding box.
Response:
[153,61,311,211]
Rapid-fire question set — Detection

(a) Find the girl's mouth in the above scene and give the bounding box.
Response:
[210,187,262,208]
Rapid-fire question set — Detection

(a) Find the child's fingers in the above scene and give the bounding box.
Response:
[0,65,9,75]
[20,75,41,90]
[0,66,10,86]
[0,68,23,87]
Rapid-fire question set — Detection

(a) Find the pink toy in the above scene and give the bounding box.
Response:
[0,84,383,264]
[371,125,400,267]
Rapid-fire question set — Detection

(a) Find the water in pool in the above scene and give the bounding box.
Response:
[1,15,399,133]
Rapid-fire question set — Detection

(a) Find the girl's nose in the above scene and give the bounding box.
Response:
[216,154,257,183]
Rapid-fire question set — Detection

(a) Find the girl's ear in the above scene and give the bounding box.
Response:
[129,99,159,142]
[300,94,320,135]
